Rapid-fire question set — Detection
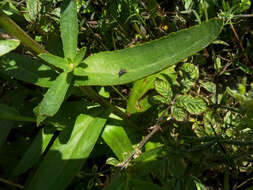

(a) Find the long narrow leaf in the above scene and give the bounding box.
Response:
[0,104,19,149]
[12,128,54,176]
[26,108,111,190]
[60,0,78,60]
[36,72,72,124]
[102,120,133,161]
[74,19,222,86]
[39,53,72,72]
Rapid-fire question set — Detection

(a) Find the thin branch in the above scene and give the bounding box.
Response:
[117,104,172,170]
[0,178,24,189]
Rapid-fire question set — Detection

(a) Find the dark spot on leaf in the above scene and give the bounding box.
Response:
[119,69,127,77]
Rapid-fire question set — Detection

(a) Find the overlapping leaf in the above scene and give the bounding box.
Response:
[27,108,111,190]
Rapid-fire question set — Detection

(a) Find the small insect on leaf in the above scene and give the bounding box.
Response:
[119,69,127,77]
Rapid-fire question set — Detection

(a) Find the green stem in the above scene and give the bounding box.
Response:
[0,12,48,54]
[0,115,58,127]
[80,86,130,121]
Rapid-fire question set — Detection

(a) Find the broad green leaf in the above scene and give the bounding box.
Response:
[39,53,72,72]
[171,105,187,121]
[36,72,72,124]
[102,120,134,161]
[27,108,110,190]
[12,128,54,176]
[0,39,20,56]
[154,78,173,101]
[25,0,41,21]
[176,95,207,115]
[74,19,222,86]
[0,53,57,88]
[127,66,177,113]
[60,0,78,60]
[0,104,19,149]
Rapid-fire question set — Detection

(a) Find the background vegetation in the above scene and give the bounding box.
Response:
[0,0,253,189]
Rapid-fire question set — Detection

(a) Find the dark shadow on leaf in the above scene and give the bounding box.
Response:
[0,53,57,88]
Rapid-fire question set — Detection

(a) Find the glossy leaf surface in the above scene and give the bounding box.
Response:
[27,109,110,190]
[74,19,222,86]
[0,39,20,56]
[60,0,78,60]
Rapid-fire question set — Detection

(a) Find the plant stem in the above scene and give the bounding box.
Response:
[80,86,131,121]
[0,12,47,54]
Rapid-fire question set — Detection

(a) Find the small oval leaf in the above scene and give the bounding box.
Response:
[176,95,207,115]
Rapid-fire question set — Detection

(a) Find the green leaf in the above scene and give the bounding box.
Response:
[171,105,187,121]
[0,39,20,56]
[0,104,19,149]
[60,0,78,60]
[127,74,157,114]
[104,173,129,190]
[179,63,199,93]
[176,95,207,115]
[73,47,86,67]
[200,81,216,94]
[0,53,57,88]
[74,19,222,86]
[12,127,54,176]
[26,108,110,190]
[154,78,173,101]
[151,95,170,105]
[36,72,72,124]
[102,119,134,161]
[39,53,72,72]
[127,66,177,113]
[25,0,41,21]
